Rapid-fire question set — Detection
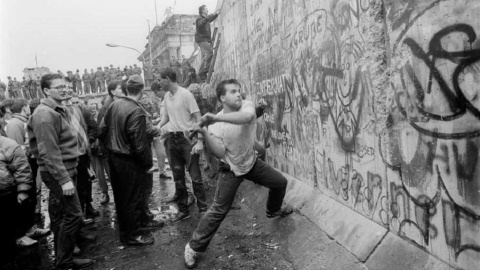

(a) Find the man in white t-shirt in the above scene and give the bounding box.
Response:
[183,79,293,268]
[158,67,207,223]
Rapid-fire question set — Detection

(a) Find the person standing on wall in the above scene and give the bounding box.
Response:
[195,5,220,82]
[183,79,293,268]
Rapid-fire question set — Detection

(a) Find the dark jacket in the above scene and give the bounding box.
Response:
[182,74,203,88]
[27,98,78,185]
[0,136,32,195]
[99,96,152,170]
[195,13,219,43]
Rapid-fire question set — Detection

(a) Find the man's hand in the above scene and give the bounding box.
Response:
[258,98,268,108]
[17,193,28,204]
[191,140,204,154]
[200,113,216,127]
[152,118,161,125]
[61,181,75,196]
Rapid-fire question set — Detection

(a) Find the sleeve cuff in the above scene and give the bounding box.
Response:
[58,176,71,186]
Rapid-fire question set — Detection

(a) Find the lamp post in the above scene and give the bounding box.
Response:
[105,43,146,62]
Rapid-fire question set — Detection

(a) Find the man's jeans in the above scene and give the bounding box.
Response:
[152,137,167,175]
[189,158,287,252]
[166,133,207,213]
[91,154,110,194]
[41,169,82,270]
[197,41,213,79]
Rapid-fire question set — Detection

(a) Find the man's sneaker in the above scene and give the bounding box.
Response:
[16,236,38,247]
[266,205,294,218]
[72,258,93,269]
[159,173,171,179]
[171,212,191,223]
[184,243,199,269]
[125,235,154,246]
[25,225,51,238]
[140,220,165,230]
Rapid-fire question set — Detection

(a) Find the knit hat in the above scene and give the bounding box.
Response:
[127,74,144,88]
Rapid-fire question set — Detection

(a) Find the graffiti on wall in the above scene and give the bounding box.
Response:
[385,0,480,267]
[213,0,480,269]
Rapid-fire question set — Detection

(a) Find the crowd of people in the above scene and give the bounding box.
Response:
[1,5,294,270]
[0,67,292,269]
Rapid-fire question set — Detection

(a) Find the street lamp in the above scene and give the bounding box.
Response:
[106,43,145,62]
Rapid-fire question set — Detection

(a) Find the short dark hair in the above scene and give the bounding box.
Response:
[127,84,143,96]
[159,67,177,83]
[107,80,122,97]
[216,79,241,101]
[41,73,63,95]
[199,5,207,15]
[10,99,29,114]
[121,80,128,96]
[29,98,41,114]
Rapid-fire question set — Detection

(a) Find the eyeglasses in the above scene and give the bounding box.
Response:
[49,85,69,90]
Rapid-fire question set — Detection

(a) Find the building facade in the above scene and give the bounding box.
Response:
[23,67,51,80]
[139,14,199,67]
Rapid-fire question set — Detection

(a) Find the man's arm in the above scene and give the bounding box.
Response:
[194,126,225,159]
[126,109,153,170]
[10,144,32,194]
[80,105,98,143]
[202,101,256,126]
[31,113,72,186]
[159,112,169,128]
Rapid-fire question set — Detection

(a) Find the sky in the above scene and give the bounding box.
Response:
[0,0,219,80]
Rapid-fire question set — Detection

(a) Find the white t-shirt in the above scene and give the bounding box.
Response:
[163,87,200,132]
[209,101,256,176]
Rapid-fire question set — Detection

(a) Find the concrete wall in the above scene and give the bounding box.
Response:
[210,0,480,269]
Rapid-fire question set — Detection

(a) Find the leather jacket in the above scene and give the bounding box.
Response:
[99,96,152,170]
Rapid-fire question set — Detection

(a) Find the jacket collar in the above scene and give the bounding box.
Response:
[11,114,28,123]
[41,98,66,112]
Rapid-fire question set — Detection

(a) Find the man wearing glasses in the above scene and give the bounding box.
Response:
[27,74,93,270]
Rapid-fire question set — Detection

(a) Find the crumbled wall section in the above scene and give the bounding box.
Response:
[211,0,480,269]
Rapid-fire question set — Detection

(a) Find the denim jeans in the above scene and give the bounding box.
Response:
[41,169,83,270]
[166,133,207,213]
[91,154,110,194]
[189,158,287,252]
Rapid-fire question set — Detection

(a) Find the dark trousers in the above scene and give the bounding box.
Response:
[14,186,36,238]
[41,169,83,269]
[166,134,207,214]
[12,156,40,237]
[139,173,154,224]
[197,41,213,80]
[108,154,144,241]
[76,154,92,212]
[189,158,287,252]
[0,191,17,266]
